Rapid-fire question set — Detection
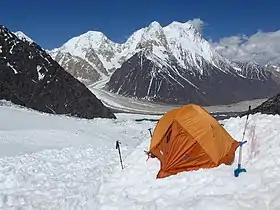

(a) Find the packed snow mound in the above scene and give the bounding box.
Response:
[90,113,280,210]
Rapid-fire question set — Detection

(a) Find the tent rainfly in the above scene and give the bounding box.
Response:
[149,104,239,178]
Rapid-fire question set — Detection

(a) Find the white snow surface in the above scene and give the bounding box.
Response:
[0,103,155,209]
[36,65,45,80]
[1,102,280,209]
[14,31,34,43]
[7,62,18,74]
[162,21,222,70]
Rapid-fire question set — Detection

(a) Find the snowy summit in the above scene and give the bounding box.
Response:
[48,20,232,83]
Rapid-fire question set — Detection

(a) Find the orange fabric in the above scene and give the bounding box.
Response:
[149,104,238,178]
[219,140,239,165]
[149,107,181,150]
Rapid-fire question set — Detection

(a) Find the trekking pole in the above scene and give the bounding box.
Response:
[234,105,251,177]
[148,128,152,138]
[116,140,124,170]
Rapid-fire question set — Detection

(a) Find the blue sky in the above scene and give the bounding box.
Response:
[1,0,279,49]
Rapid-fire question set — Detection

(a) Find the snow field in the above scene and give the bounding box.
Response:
[1,103,280,210]
[0,105,155,209]
[90,113,280,210]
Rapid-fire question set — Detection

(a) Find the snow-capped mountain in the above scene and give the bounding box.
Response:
[135,21,234,74]
[50,21,240,85]
[0,25,115,119]
[105,21,280,105]
[48,20,280,105]
[50,31,124,81]
[48,29,150,83]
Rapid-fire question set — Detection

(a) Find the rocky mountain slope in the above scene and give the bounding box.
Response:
[243,93,280,116]
[233,61,269,80]
[0,25,115,119]
[49,51,101,85]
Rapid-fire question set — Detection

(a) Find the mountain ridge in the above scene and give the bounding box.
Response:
[49,20,279,80]
[14,21,280,106]
[49,20,245,84]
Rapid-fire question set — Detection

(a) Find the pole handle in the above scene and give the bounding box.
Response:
[116,140,124,170]
[116,140,120,149]
[246,105,251,120]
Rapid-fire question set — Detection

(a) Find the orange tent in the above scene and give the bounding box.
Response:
[149,104,239,178]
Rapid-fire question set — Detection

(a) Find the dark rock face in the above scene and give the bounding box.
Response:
[0,25,115,119]
[243,93,280,116]
[106,52,280,106]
